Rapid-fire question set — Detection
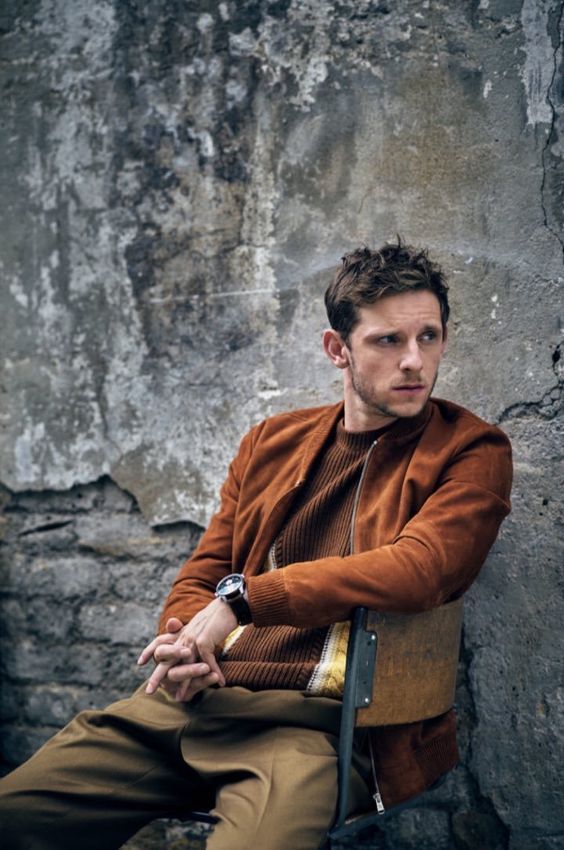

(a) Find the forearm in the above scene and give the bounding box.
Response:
[248,483,511,628]
[160,414,512,633]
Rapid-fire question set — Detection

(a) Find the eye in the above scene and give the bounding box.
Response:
[377,335,399,345]
[419,330,438,343]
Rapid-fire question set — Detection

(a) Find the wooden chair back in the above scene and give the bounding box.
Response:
[356,597,463,726]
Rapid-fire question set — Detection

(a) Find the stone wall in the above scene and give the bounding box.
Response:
[0,1,562,849]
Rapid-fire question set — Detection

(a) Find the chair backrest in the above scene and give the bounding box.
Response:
[355,597,464,727]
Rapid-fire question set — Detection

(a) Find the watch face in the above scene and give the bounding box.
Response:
[216,573,244,600]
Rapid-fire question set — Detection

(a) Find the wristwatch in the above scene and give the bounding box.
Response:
[215,573,252,625]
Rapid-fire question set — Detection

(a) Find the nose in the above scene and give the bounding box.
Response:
[399,341,423,372]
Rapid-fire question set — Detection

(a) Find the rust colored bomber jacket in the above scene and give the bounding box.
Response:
[160,397,512,807]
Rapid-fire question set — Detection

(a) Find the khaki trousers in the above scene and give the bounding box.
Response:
[0,685,372,850]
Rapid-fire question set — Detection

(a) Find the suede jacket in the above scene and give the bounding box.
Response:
[160,398,512,808]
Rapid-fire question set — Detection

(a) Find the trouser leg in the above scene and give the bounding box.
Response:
[179,688,373,850]
[0,686,211,850]
[0,686,373,850]
[204,725,342,850]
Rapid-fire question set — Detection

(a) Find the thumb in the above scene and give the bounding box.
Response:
[166,617,184,634]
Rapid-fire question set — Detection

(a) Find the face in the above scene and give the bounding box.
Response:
[324,290,447,431]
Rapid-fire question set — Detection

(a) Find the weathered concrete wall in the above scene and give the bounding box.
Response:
[0,1,562,848]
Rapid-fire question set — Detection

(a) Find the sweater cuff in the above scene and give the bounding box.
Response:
[247,570,291,627]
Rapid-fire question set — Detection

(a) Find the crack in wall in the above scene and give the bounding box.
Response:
[552,342,562,373]
[497,381,562,423]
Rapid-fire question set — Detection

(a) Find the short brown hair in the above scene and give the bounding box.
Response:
[325,239,449,342]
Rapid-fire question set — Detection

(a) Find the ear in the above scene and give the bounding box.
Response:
[323,329,350,370]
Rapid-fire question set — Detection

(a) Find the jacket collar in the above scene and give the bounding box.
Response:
[296,402,344,483]
[377,401,434,446]
[297,399,434,480]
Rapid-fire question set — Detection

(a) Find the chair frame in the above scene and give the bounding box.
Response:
[329,598,463,842]
[182,599,463,844]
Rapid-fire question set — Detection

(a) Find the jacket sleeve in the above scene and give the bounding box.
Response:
[246,426,512,628]
[157,423,260,634]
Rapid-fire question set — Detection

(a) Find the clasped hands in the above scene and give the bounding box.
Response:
[137,598,238,702]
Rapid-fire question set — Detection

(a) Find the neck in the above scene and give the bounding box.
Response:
[343,392,397,433]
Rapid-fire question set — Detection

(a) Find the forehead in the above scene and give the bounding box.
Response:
[354,290,443,333]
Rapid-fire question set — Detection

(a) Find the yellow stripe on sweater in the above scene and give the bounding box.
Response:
[306,620,350,698]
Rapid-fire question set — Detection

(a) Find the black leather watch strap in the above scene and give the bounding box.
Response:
[227,593,252,625]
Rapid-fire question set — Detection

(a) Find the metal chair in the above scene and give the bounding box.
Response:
[328,597,464,843]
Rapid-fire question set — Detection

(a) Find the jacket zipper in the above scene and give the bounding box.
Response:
[368,733,385,814]
[350,439,386,815]
[349,439,378,555]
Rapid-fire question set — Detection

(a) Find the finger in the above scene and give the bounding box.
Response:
[153,643,193,665]
[137,638,161,666]
[165,617,184,633]
[146,646,200,693]
[137,631,182,666]
[145,660,174,695]
[175,671,221,702]
[166,661,210,683]
[197,645,225,687]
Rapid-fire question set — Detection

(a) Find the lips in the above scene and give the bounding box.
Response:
[393,384,425,392]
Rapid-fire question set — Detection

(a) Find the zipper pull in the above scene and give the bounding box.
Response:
[373,789,385,814]
[368,734,386,815]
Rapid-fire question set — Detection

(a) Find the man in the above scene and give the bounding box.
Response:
[0,240,512,850]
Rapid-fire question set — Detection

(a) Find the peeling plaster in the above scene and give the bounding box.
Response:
[520,0,556,125]
[539,1,564,254]
[2,0,563,524]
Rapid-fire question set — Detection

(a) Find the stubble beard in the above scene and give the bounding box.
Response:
[349,365,440,421]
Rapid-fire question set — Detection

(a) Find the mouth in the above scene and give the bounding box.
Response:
[392,384,426,394]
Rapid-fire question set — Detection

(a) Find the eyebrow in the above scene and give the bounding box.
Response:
[365,322,443,339]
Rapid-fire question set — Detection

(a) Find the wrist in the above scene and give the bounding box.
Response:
[215,573,252,625]
[218,598,238,630]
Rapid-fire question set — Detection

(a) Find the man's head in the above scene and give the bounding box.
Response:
[324,239,449,345]
[323,240,449,432]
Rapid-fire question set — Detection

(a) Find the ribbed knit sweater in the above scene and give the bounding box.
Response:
[219,421,384,696]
